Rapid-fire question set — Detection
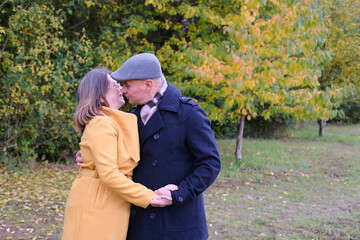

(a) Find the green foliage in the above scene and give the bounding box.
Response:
[213,114,297,139]
[1,0,355,166]
[0,3,95,167]
[0,0,249,166]
[333,100,360,124]
[244,114,296,139]
[193,0,346,125]
[320,0,360,123]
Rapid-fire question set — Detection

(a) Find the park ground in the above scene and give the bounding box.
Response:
[0,123,359,239]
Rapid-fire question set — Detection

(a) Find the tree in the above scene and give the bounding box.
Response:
[0,0,349,166]
[0,0,233,166]
[0,2,94,166]
[320,0,360,123]
[192,0,345,160]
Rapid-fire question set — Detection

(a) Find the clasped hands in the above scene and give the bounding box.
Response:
[150,184,178,207]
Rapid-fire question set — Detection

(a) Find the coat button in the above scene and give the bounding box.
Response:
[150,213,156,219]
[131,209,136,216]
[153,133,160,140]
[152,160,158,167]
[178,196,184,203]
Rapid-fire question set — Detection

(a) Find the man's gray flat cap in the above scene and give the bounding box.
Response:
[111,53,163,81]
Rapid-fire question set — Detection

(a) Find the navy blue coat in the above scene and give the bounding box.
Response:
[127,83,221,240]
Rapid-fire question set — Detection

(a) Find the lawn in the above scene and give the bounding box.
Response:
[206,124,360,239]
[1,123,359,239]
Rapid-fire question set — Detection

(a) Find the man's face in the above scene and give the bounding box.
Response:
[120,80,149,105]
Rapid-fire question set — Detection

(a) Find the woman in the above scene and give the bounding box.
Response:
[62,68,175,240]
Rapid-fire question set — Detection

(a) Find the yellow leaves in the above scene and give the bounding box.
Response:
[145,0,155,5]
[84,1,96,7]
[0,26,5,35]
[0,164,78,238]
[40,85,51,96]
[194,52,232,86]
[164,19,171,30]
[184,6,196,19]
[269,0,280,6]
[252,26,261,39]
[145,0,168,10]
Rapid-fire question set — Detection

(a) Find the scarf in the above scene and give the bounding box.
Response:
[140,75,168,125]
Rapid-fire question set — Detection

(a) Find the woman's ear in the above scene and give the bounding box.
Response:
[100,96,108,107]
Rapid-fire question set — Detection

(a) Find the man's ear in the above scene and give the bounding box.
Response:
[144,79,153,92]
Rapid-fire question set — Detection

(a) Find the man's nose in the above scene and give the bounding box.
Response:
[120,87,126,93]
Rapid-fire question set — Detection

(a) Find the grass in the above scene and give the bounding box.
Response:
[0,123,359,239]
[206,123,360,239]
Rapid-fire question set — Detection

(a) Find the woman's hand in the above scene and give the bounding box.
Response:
[150,184,178,207]
[75,150,83,173]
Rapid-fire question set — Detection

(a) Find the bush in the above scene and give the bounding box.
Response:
[0,4,95,167]
[244,114,296,139]
[212,114,296,139]
[330,100,360,124]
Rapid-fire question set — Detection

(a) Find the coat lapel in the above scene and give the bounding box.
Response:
[102,107,140,162]
[139,110,164,146]
[137,83,181,146]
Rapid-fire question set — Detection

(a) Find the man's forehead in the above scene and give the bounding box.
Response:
[121,79,144,85]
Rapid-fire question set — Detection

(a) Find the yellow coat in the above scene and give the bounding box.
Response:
[62,107,153,240]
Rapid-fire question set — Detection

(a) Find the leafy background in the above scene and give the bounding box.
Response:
[1,0,359,167]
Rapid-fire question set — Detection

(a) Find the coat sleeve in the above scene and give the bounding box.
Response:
[87,117,153,208]
[171,104,221,205]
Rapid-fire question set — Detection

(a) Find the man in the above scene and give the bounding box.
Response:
[78,53,221,239]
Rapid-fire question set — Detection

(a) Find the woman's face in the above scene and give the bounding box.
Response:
[103,74,125,109]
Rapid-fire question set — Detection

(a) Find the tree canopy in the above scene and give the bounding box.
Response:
[0,0,357,166]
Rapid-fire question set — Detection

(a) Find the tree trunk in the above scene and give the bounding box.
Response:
[317,119,326,137]
[235,114,246,161]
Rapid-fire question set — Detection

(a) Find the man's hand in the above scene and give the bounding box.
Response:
[75,150,83,173]
[150,184,178,207]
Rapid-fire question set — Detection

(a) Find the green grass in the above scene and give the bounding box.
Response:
[0,123,359,239]
[291,123,360,143]
[205,123,360,239]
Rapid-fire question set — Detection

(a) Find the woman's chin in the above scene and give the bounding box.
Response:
[119,100,125,108]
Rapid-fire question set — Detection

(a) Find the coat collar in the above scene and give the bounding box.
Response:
[102,107,140,162]
[135,83,182,146]
[158,83,182,112]
[133,83,182,114]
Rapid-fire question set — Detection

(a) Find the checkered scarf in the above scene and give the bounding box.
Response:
[140,75,168,125]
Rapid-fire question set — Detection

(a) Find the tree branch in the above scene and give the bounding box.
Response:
[65,19,88,32]
[0,35,9,63]
[0,0,10,8]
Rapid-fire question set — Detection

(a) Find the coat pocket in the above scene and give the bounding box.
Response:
[162,200,198,231]
[93,180,107,210]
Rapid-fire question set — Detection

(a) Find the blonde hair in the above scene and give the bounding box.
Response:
[74,67,111,133]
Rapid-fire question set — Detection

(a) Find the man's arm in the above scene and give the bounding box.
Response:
[171,104,221,205]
